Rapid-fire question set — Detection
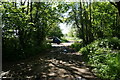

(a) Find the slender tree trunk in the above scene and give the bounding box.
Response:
[85,2,89,44]
[116,2,120,16]
[88,2,94,42]
[18,0,27,51]
[26,0,29,15]
[80,2,85,44]
[73,8,81,31]
[30,2,33,22]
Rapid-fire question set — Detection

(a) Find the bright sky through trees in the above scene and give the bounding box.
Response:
[59,23,72,34]
[59,9,72,34]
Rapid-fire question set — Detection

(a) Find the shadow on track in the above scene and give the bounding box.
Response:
[2,43,101,80]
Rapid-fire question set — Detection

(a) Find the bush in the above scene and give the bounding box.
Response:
[79,37,120,80]
[70,42,83,51]
[22,41,52,58]
[3,38,52,61]
[61,38,69,43]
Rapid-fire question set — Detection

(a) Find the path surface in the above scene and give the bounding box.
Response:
[2,42,100,80]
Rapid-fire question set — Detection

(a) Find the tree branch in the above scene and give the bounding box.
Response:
[110,2,118,8]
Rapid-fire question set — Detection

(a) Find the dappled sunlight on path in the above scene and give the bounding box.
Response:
[2,43,100,80]
[51,42,74,47]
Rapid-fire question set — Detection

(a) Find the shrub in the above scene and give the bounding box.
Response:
[61,38,69,43]
[3,38,52,61]
[79,37,120,80]
[70,42,83,51]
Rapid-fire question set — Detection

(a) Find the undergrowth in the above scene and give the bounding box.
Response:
[80,37,120,80]
[70,42,83,51]
[3,38,52,61]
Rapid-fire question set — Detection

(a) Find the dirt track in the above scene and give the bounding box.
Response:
[2,43,100,80]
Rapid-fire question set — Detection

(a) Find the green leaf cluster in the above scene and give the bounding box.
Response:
[2,2,63,61]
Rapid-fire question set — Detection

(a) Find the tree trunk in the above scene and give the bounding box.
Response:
[89,2,94,42]
[116,2,120,16]
[26,0,29,15]
[80,2,85,44]
[110,2,120,16]
[30,2,33,22]
[85,2,89,44]
[73,8,81,31]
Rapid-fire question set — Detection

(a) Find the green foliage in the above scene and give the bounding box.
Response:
[70,42,83,51]
[47,23,63,38]
[80,37,120,80]
[65,2,119,44]
[2,2,61,61]
[61,38,69,42]
[3,37,52,61]
[91,2,119,38]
